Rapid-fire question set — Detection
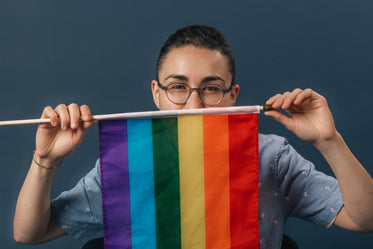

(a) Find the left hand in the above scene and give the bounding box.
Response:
[267,88,373,232]
[265,88,337,145]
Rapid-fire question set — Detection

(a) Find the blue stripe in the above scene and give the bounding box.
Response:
[127,119,156,249]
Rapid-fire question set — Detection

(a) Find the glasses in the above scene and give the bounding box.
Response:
[157,81,232,106]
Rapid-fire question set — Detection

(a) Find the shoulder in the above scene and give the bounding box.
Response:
[257,133,291,192]
[259,133,288,148]
[51,159,103,241]
[258,133,289,165]
[85,159,101,186]
[258,133,313,188]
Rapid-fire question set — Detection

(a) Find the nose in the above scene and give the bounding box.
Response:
[184,90,204,109]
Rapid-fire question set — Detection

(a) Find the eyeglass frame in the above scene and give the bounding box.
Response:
[157,81,233,106]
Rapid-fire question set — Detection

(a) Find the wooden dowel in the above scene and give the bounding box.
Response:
[0,105,269,126]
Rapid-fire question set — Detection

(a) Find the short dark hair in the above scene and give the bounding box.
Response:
[156,25,235,86]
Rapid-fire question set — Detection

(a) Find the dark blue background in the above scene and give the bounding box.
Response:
[1,1,372,248]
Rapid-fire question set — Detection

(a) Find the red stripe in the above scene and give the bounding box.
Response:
[229,114,259,249]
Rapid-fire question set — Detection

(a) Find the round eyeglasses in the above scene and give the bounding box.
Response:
[157,81,233,106]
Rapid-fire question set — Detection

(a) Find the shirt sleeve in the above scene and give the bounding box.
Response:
[274,138,344,228]
[50,159,103,242]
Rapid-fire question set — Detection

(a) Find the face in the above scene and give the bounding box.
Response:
[152,46,239,110]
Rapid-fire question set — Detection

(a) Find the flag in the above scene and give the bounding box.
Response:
[99,113,259,249]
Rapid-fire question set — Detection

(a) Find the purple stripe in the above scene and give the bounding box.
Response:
[100,120,131,249]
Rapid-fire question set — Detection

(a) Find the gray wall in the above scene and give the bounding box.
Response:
[1,1,372,248]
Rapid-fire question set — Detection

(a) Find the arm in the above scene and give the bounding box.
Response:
[265,88,373,232]
[13,104,96,244]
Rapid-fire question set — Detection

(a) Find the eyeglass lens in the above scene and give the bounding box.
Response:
[166,83,224,105]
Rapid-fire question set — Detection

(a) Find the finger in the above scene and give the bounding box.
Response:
[271,92,292,109]
[80,105,93,122]
[41,106,58,127]
[55,104,70,130]
[80,105,97,130]
[293,88,315,105]
[266,96,276,105]
[281,88,303,109]
[68,103,80,129]
[266,94,283,108]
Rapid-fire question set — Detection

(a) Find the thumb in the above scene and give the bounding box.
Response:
[264,110,295,133]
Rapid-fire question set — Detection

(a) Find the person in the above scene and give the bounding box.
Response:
[13,25,373,248]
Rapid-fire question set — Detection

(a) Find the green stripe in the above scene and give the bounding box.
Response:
[152,117,181,249]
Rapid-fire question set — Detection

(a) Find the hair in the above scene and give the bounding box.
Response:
[156,25,235,86]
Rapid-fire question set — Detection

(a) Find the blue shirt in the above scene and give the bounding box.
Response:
[51,134,343,249]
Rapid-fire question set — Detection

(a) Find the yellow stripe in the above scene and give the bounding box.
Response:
[178,115,206,249]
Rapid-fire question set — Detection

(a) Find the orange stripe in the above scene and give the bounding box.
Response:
[203,115,231,249]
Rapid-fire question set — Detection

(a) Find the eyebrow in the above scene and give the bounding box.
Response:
[165,74,189,81]
[201,76,226,84]
[164,75,226,84]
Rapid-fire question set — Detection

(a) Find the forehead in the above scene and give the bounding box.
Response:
[158,46,231,83]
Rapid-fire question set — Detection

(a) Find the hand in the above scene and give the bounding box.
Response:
[34,104,97,165]
[265,88,337,146]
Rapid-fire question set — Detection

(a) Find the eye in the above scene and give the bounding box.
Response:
[202,85,222,93]
[169,83,187,90]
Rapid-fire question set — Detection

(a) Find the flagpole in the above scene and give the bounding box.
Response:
[0,105,273,126]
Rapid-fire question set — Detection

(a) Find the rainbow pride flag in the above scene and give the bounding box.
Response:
[99,113,259,249]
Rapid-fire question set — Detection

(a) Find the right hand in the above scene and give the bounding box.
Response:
[34,104,97,166]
